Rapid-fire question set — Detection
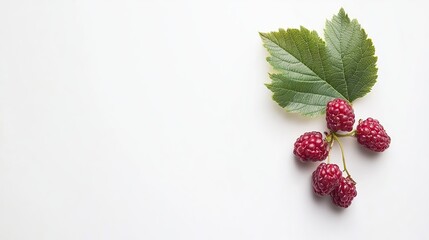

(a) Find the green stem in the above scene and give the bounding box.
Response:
[334,130,356,138]
[332,133,351,177]
[326,137,335,164]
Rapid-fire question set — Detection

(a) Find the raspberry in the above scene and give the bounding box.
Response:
[330,176,357,208]
[356,118,391,152]
[312,163,342,196]
[293,131,329,162]
[326,98,355,132]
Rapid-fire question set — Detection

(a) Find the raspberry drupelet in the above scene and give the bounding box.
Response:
[326,98,355,132]
[312,163,342,196]
[355,118,391,152]
[293,132,329,162]
[331,176,357,208]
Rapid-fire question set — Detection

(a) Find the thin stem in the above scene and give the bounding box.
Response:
[332,133,351,177]
[334,130,356,138]
[326,137,335,164]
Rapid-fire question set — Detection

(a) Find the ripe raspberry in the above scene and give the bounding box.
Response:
[326,98,355,132]
[293,132,328,162]
[356,118,391,152]
[330,176,357,208]
[312,163,342,196]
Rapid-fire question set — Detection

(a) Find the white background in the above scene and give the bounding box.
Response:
[1,0,428,239]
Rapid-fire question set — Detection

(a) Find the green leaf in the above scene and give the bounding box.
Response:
[260,8,378,116]
[259,27,345,116]
[324,8,378,102]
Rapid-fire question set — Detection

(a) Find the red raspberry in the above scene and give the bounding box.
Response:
[326,98,355,132]
[312,163,342,196]
[293,132,328,162]
[356,118,391,152]
[330,176,357,208]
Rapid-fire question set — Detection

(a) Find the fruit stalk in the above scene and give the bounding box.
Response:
[332,133,351,178]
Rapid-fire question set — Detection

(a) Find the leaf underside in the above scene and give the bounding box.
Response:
[261,8,378,116]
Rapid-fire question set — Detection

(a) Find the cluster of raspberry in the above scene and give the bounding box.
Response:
[293,99,391,208]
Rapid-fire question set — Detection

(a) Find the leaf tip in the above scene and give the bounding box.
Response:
[264,83,274,92]
[338,7,348,17]
[259,31,270,42]
[341,7,352,21]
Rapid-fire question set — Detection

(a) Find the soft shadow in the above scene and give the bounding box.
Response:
[310,184,344,213]
[328,201,347,214]
[307,172,348,214]
[293,154,318,172]
[356,145,383,160]
[310,188,327,204]
[310,190,346,214]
